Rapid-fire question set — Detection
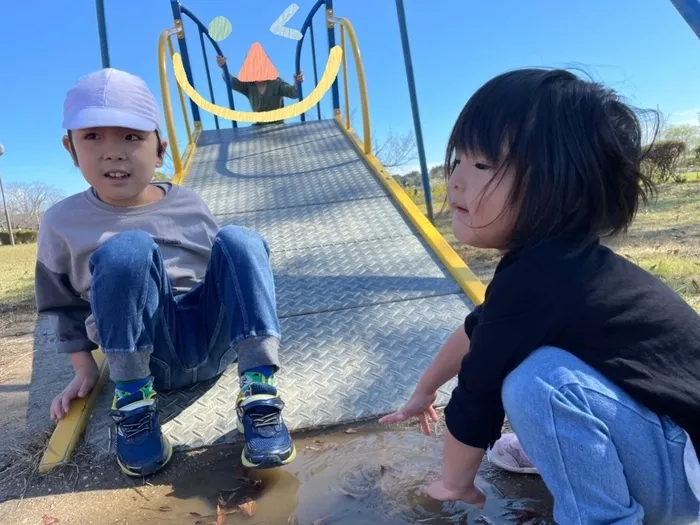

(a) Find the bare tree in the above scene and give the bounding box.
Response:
[373,129,417,169]
[345,107,418,169]
[3,182,64,230]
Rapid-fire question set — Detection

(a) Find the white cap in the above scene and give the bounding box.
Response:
[62,68,162,134]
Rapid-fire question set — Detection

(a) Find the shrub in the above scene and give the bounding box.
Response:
[0,229,37,245]
[644,140,687,183]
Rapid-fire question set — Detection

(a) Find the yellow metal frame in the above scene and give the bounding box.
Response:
[328,16,371,154]
[336,116,486,306]
[38,26,204,473]
[328,14,485,306]
[158,26,202,185]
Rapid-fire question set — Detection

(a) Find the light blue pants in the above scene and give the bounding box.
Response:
[502,346,699,524]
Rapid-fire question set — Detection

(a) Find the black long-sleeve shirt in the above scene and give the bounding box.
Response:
[444,235,700,454]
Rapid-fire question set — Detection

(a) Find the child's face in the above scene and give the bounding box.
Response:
[63,126,167,207]
[447,152,515,249]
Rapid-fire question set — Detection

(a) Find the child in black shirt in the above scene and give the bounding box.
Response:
[380,68,700,524]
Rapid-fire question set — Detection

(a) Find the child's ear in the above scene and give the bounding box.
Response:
[62,135,79,167]
[156,139,168,168]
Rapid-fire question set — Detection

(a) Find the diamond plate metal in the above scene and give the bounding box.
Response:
[218,197,416,252]
[82,119,476,456]
[195,120,342,152]
[272,236,461,317]
[85,294,469,456]
[187,121,386,214]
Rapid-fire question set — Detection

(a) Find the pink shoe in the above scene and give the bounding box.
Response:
[486,433,539,475]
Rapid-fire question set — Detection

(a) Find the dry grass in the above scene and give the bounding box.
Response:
[411,179,700,312]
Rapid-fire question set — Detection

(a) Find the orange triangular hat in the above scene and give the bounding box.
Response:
[238,43,279,82]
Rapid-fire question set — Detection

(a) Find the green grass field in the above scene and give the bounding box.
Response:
[0,243,36,309]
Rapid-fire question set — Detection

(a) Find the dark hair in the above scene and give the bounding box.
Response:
[67,129,166,165]
[445,68,658,251]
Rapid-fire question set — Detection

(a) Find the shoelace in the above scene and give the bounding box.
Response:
[119,412,153,439]
[249,412,281,429]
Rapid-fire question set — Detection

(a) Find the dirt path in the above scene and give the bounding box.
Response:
[0,310,553,524]
[0,419,553,525]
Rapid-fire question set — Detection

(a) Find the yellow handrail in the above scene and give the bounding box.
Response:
[328,16,371,154]
[157,26,201,184]
[158,27,183,176]
[340,25,351,130]
[167,37,193,146]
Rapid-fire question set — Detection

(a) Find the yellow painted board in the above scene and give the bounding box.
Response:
[172,47,343,123]
[38,349,110,473]
[335,115,486,306]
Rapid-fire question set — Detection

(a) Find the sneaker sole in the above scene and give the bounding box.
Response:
[241,443,297,469]
[486,448,539,475]
[117,435,173,477]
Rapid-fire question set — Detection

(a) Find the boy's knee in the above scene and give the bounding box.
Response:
[91,230,156,273]
[215,225,269,256]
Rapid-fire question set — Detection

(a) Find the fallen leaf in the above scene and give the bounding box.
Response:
[305,441,339,452]
[693,279,699,292]
[158,505,171,512]
[238,500,257,517]
[345,428,357,434]
[42,515,60,525]
[380,465,387,475]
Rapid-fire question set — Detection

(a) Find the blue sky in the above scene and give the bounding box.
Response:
[1,0,699,198]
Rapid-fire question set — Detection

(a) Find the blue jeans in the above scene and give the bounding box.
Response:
[88,225,281,391]
[502,346,699,524]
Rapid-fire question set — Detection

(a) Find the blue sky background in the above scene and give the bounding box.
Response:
[1,0,699,198]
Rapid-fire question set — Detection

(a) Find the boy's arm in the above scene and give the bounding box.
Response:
[278,79,298,99]
[35,222,98,355]
[221,70,248,95]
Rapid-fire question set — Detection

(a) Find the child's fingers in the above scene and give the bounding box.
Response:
[379,410,407,425]
[78,378,90,397]
[50,397,63,421]
[61,393,72,416]
[427,405,439,422]
[418,413,432,436]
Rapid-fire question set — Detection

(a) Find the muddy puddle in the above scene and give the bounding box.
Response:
[133,425,554,525]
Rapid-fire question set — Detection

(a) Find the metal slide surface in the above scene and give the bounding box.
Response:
[82,119,475,455]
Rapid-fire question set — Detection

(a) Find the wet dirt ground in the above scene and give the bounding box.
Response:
[0,416,553,525]
[0,291,553,524]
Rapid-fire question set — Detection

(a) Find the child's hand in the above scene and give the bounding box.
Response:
[379,389,439,435]
[295,71,304,83]
[422,478,486,508]
[216,55,227,68]
[50,364,99,422]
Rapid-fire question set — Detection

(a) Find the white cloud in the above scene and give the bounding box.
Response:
[390,160,444,176]
[666,108,700,126]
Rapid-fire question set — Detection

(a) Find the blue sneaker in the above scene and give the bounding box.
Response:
[110,384,172,477]
[236,383,296,468]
